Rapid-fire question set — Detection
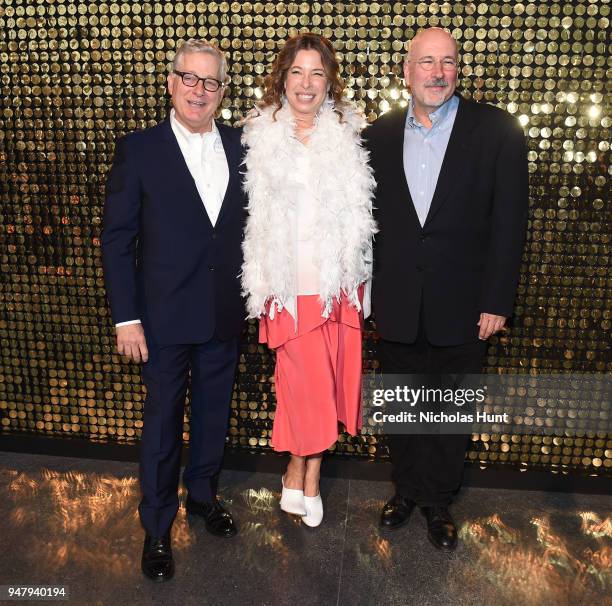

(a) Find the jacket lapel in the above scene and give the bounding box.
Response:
[215,122,240,227]
[380,108,422,228]
[157,118,215,230]
[423,96,478,227]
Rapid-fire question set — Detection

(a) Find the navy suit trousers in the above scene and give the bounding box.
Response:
[138,336,239,537]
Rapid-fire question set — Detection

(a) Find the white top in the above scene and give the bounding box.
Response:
[240,100,374,325]
[294,145,319,296]
[170,108,229,227]
[116,110,229,328]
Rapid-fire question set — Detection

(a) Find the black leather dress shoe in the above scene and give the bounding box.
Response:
[379,494,415,531]
[185,496,237,538]
[421,506,458,551]
[141,533,174,582]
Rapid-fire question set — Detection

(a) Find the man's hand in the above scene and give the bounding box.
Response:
[116,324,149,363]
[477,313,506,340]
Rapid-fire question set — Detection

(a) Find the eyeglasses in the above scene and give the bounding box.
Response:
[413,58,457,71]
[173,70,226,91]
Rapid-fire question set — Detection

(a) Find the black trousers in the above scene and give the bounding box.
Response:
[138,336,239,537]
[377,324,486,507]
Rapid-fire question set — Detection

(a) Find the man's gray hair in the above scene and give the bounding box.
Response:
[171,39,228,81]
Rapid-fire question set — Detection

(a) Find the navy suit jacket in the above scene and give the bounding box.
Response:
[365,96,528,346]
[101,119,247,346]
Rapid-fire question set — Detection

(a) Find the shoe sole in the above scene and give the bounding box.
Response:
[143,572,174,582]
[281,509,307,517]
[185,509,238,538]
[301,517,323,529]
[206,527,238,538]
[141,567,174,582]
[378,514,412,533]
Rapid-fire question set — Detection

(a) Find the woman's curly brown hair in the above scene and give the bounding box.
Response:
[260,33,346,122]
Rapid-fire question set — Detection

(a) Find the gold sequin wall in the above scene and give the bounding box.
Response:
[0,1,610,476]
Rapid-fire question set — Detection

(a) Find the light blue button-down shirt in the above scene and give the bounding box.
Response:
[403,95,459,226]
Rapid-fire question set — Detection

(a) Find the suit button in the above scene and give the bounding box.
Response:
[416,265,424,272]
[420,235,427,242]
[209,266,215,272]
[211,232,217,240]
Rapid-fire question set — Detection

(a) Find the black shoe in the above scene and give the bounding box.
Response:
[421,506,458,551]
[141,533,174,582]
[185,496,237,538]
[379,494,415,531]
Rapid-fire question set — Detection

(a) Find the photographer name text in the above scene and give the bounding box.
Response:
[372,411,510,424]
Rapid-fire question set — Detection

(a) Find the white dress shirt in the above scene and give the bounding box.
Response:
[116,110,229,328]
[170,108,229,226]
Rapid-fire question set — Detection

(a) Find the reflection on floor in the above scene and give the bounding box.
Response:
[1,452,609,606]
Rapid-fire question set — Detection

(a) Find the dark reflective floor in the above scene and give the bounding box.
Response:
[1,452,610,606]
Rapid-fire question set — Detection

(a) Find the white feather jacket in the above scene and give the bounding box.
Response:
[240,99,377,322]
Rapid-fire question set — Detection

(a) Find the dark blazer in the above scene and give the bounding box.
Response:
[365,95,528,346]
[101,119,247,346]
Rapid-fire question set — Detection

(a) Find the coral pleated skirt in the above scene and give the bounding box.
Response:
[259,291,364,456]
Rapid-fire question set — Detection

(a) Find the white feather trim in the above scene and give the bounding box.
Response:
[240,99,377,319]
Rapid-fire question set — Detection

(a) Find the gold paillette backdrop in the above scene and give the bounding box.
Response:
[0,2,610,476]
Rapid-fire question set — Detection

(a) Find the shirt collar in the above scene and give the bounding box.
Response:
[406,94,459,130]
[170,108,219,144]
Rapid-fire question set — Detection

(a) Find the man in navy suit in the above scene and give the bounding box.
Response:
[366,28,528,550]
[102,39,246,581]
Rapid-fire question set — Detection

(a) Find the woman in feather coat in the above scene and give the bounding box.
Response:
[241,33,376,527]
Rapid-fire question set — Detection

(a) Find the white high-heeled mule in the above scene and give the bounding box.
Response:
[302,494,323,527]
[279,475,307,516]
